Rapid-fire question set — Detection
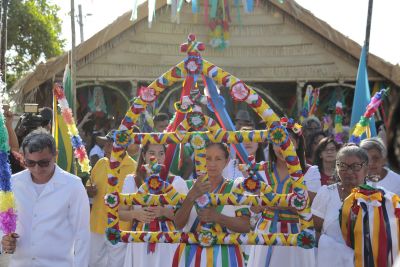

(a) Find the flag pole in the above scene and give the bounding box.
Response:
[70,0,77,117]
[364,0,373,65]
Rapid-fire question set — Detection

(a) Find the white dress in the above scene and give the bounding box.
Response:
[367,168,400,195]
[122,175,186,267]
[311,184,354,267]
[172,179,249,267]
[247,164,316,267]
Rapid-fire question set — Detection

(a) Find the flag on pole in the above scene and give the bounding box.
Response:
[349,45,377,138]
[53,64,75,173]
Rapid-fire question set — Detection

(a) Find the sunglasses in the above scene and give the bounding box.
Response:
[24,159,52,168]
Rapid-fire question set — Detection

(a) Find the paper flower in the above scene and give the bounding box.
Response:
[268,124,288,146]
[242,177,260,193]
[197,231,216,247]
[187,112,206,130]
[230,81,250,102]
[104,193,120,209]
[139,86,157,103]
[195,193,211,209]
[190,134,206,150]
[146,175,164,194]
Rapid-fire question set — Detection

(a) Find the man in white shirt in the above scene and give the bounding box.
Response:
[1,128,90,267]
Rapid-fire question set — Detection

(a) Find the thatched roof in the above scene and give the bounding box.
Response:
[11,0,400,99]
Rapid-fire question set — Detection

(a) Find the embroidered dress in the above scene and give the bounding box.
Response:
[122,175,186,267]
[172,179,249,267]
[247,163,315,267]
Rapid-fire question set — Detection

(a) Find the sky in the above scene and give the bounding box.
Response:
[57,0,400,65]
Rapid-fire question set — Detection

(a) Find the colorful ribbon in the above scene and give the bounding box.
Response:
[0,97,17,235]
[53,83,91,173]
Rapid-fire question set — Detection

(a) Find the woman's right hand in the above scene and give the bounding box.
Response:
[250,206,265,214]
[187,178,211,202]
[132,207,156,224]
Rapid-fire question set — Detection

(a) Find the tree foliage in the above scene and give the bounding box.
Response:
[6,0,65,88]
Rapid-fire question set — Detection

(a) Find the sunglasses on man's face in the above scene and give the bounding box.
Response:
[24,159,52,168]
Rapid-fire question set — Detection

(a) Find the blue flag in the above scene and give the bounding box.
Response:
[350,45,377,137]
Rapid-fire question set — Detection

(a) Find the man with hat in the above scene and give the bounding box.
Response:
[86,130,137,267]
[235,109,255,130]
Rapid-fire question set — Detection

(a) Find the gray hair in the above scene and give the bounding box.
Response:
[359,137,387,158]
[301,116,321,128]
[336,144,369,164]
[21,128,57,155]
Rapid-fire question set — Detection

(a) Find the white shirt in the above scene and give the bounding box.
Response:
[368,168,400,195]
[7,166,90,267]
[89,144,104,158]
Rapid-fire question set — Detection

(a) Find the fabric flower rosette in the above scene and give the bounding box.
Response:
[0,101,17,236]
[350,89,388,144]
[53,83,91,173]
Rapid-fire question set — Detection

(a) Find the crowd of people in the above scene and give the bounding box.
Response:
[1,100,400,267]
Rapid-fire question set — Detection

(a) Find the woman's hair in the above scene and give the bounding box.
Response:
[134,143,166,188]
[388,97,400,172]
[336,144,369,164]
[313,137,341,172]
[305,131,327,159]
[22,128,56,155]
[240,126,265,162]
[205,142,230,159]
[359,137,387,158]
[268,129,307,173]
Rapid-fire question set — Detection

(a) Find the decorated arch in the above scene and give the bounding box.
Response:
[104,34,315,248]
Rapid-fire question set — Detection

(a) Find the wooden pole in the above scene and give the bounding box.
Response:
[70,0,77,117]
[0,0,8,84]
[364,0,373,65]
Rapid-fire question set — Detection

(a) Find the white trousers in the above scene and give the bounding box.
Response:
[89,232,127,267]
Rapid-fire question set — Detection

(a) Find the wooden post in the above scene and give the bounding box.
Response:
[296,81,305,117]
[364,0,374,65]
[0,0,8,84]
[70,0,77,117]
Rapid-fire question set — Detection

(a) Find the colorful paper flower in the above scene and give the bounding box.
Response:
[104,193,120,209]
[268,124,288,146]
[105,227,121,245]
[190,134,206,150]
[297,230,316,249]
[139,86,157,103]
[195,193,211,209]
[230,81,250,102]
[146,175,164,194]
[242,177,260,193]
[187,112,206,130]
[114,130,131,148]
[197,231,216,247]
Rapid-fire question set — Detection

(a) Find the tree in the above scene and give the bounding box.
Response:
[6,0,65,90]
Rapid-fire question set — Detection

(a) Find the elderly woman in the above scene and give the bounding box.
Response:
[312,145,370,267]
[360,137,400,195]
[173,143,250,267]
[313,137,341,185]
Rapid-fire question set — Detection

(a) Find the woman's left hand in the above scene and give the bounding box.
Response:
[147,206,165,218]
[197,207,220,223]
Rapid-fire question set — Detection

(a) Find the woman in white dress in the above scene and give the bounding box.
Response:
[247,127,316,267]
[119,143,186,267]
[360,137,400,195]
[312,145,370,267]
